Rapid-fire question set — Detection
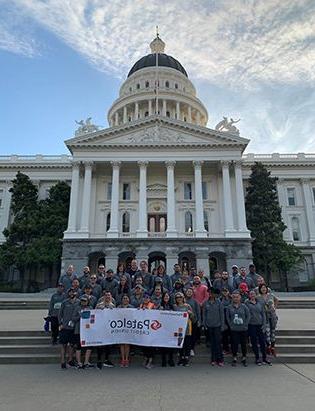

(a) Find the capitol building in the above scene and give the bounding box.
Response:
[0,35,314,288]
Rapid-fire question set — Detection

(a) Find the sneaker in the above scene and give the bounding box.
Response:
[67,360,76,368]
[241,359,248,367]
[190,349,195,357]
[103,360,114,368]
[84,362,94,369]
[217,362,224,367]
[120,360,125,368]
[255,359,262,366]
[211,361,216,366]
[182,358,189,367]
[177,358,184,366]
[262,360,272,366]
[231,359,237,367]
[124,359,130,368]
[61,362,67,369]
[76,363,84,369]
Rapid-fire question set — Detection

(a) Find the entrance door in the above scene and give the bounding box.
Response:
[148,214,167,233]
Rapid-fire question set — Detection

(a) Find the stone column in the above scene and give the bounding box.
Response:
[136,161,148,238]
[166,161,178,237]
[301,179,315,244]
[277,178,290,240]
[221,161,235,236]
[234,161,250,236]
[188,106,192,122]
[162,99,167,116]
[135,102,139,120]
[79,162,93,233]
[107,161,121,238]
[115,112,119,126]
[193,161,207,237]
[123,106,127,123]
[65,162,80,234]
[148,100,152,116]
[176,102,180,120]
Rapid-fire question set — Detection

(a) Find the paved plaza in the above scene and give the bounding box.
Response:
[0,363,314,411]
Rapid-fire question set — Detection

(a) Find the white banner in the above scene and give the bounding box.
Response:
[80,308,188,348]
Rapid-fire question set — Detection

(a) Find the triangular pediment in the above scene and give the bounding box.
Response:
[65,117,249,151]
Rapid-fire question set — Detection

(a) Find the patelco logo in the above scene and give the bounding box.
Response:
[150,320,162,331]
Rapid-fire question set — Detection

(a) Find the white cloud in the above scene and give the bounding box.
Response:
[5,0,315,88]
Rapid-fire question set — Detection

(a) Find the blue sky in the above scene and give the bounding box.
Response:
[1,0,315,155]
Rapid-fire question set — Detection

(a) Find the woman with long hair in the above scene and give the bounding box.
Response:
[173,292,194,366]
[140,293,156,369]
[113,275,130,306]
[258,284,278,356]
[160,292,175,367]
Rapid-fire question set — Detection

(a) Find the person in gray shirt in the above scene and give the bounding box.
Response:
[248,264,261,288]
[47,283,66,344]
[185,287,201,356]
[101,269,119,295]
[246,290,271,365]
[226,290,250,367]
[233,267,255,291]
[59,264,77,292]
[89,275,102,300]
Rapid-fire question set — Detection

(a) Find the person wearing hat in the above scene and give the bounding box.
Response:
[82,284,97,308]
[226,290,250,367]
[239,282,249,303]
[229,265,239,289]
[58,288,80,369]
[170,263,182,287]
[170,279,185,305]
[47,283,66,344]
[72,295,93,369]
[202,287,225,366]
[101,269,119,295]
[173,292,194,366]
[153,264,172,292]
[130,284,144,308]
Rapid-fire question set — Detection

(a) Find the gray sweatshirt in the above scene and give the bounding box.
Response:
[202,299,225,329]
[245,300,266,326]
[226,303,250,331]
[48,292,66,317]
[58,298,80,330]
[185,297,201,325]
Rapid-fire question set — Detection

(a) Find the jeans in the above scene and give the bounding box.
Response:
[50,316,59,343]
[248,324,266,361]
[231,330,248,357]
[206,327,223,362]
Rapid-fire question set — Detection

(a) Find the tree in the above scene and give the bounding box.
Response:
[0,174,70,291]
[245,162,302,288]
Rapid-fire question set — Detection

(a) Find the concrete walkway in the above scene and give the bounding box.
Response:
[0,363,314,411]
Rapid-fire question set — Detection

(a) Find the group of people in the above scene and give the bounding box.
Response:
[47,260,279,369]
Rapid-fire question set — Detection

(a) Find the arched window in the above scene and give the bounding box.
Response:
[136,83,140,89]
[122,212,130,232]
[166,111,170,118]
[129,87,132,92]
[204,211,209,232]
[106,213,111,232]
[165,81,169,88]
[185,211,193,232]
[144,111,149,117]
[145,81,149,88]
[175,83,178,89]
[292,217,301,241]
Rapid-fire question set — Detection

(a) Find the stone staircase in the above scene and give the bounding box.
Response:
[1,329,315,364]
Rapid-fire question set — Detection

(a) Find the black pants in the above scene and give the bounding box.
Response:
[143,347,154,359]
[160,347,174,362]
[180,335,191,358]
[97,345,111,363]
[50,316,59,343]
[206,327,223,362]
[248,324,267,361]
[222,327,231,352]
[231,330,247,357]
[191,322,200,350]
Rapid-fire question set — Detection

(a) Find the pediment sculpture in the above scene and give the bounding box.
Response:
[128,125,185,144]
[75,117,99,136]
[215,117,240,135]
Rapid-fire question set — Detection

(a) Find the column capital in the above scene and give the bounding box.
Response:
[137,160,149,167]
[234,160,243,168]
[71,161,81,169]
[165,160,176,168]
[221,160,231,168]
[193,160,204,168]
[110,161,121,168]
[277,177,285,185]
[301,178,310,185]
[83,161,94,169]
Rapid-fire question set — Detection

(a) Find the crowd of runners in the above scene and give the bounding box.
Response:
[47,260,279,369]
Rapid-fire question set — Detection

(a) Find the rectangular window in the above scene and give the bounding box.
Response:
[287,188,296,206]
[202,182,208,200]
[0,189,3,208]
[107,183,112,200]
[313,187,315,204]
[123,183,131,200]
[184,182,192,200]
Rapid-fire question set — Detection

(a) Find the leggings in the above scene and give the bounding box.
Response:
[265,316,277,346]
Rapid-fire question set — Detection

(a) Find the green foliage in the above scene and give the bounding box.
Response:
[0,174,70,290]
[245,162,302,285]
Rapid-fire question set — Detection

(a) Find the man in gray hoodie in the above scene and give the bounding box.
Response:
[226,290,250,367]
[58,288,80,369]
[47,283,66,344]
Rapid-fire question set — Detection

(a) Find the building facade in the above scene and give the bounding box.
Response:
[0,36,315,287]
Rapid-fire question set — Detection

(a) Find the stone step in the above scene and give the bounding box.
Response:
[0,331,47,337]
[0,345,59,354]
[276,329,315,336]
[0,336,51,345]
[0,301,48,310]
[275,344,315,353]
[276,336,315,344]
